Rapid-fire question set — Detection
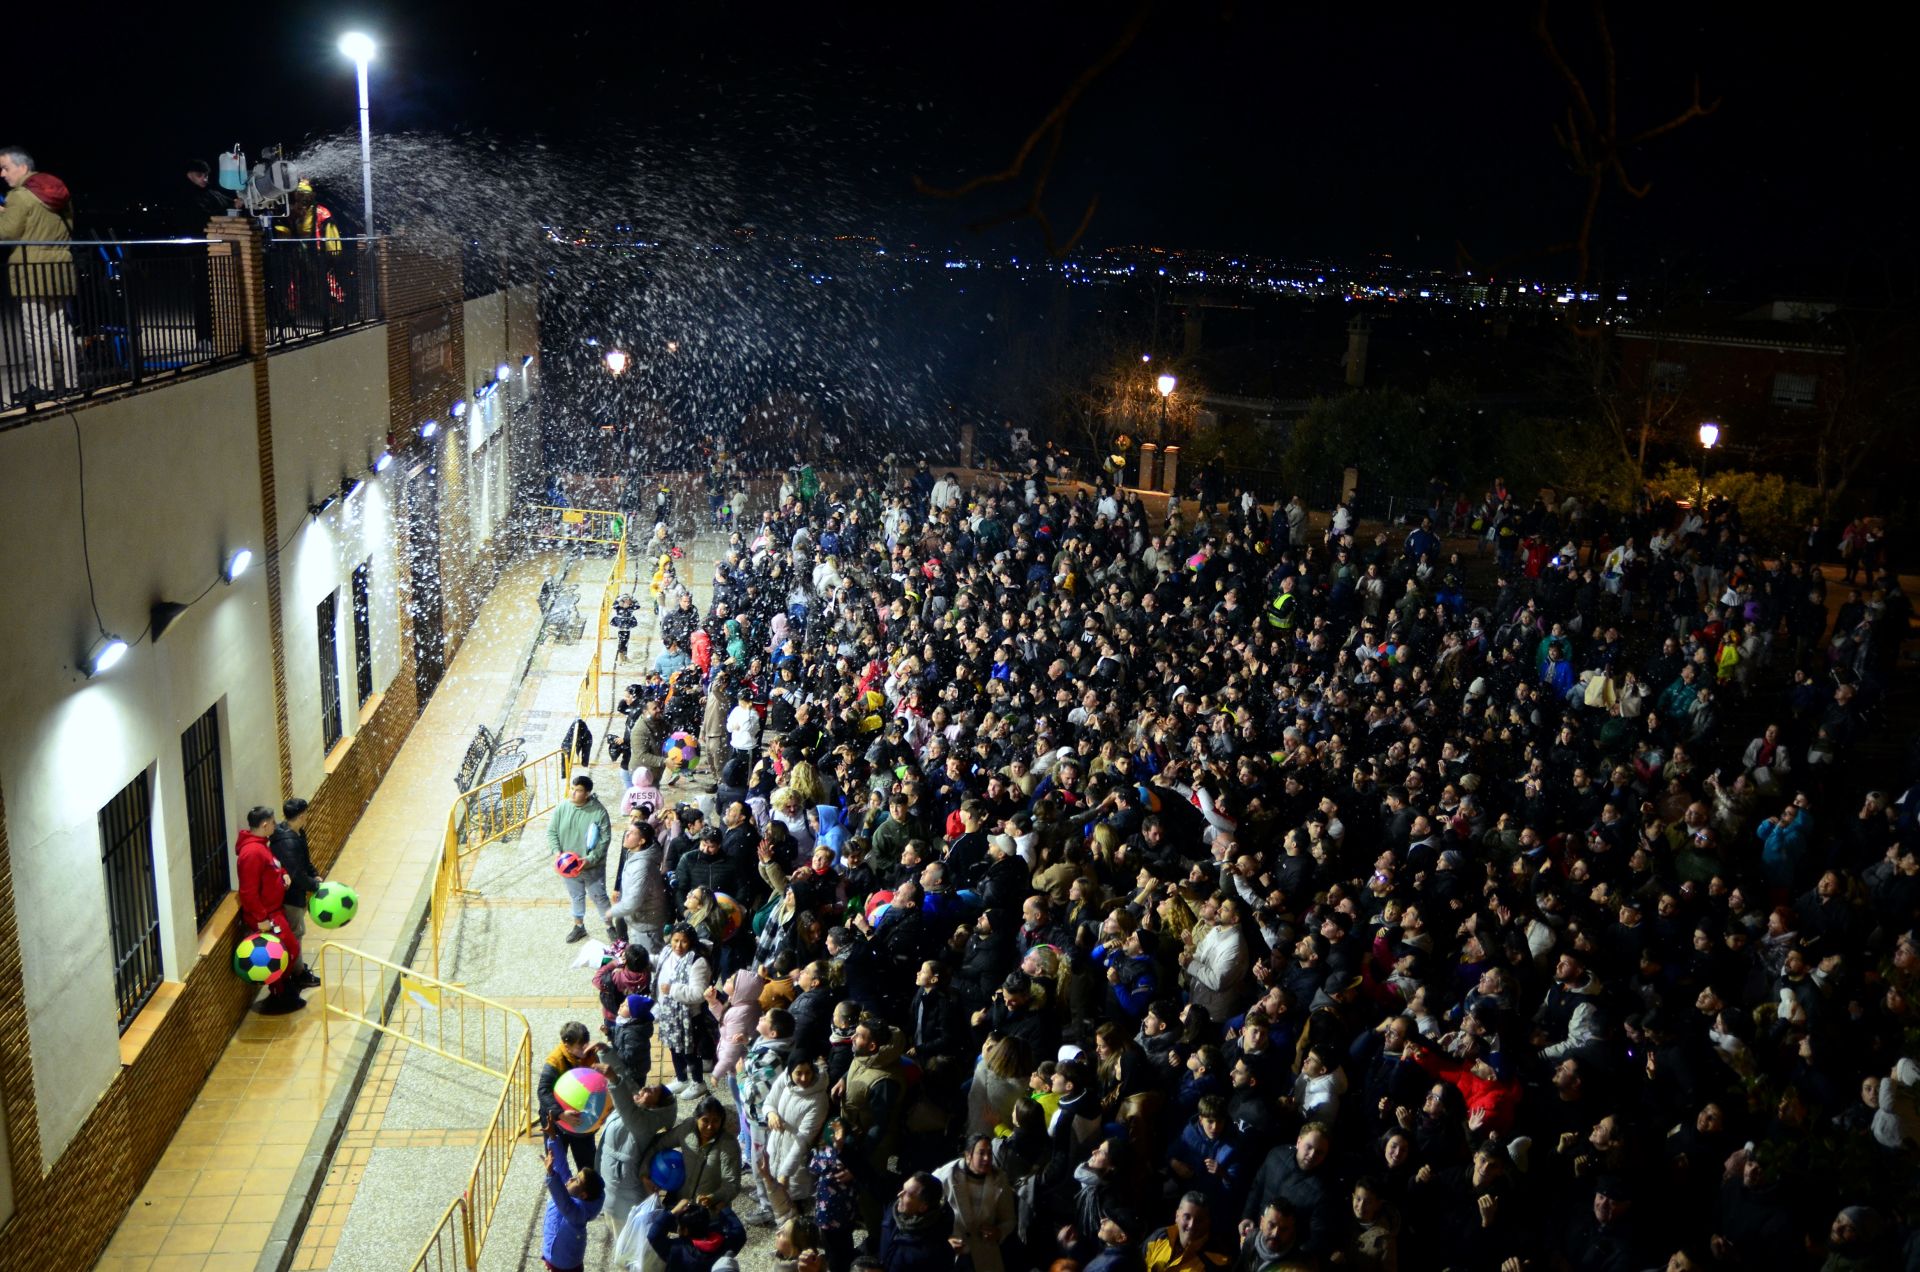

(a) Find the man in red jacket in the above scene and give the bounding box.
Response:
[237,805,305,1014]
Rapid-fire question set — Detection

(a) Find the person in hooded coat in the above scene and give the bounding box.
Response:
[762,1055,832,1223]
[0,147,76,397]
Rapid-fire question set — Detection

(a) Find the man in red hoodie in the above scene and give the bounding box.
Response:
[237,805,306,1013]
[0,146,77,400]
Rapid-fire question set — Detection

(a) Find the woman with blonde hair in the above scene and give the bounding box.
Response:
[968,1031,1033,1135]
[785,760,828,810]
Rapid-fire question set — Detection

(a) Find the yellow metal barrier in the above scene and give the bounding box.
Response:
[408,1197,474,1272]
[575,513,631,723]
[528,503,628,546]
[429,746,574,976]
[314,943,536,1272]
[315,942,530,1081]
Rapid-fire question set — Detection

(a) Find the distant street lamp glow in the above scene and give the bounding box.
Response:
[337,33,376,235]
[1698,421,1721,449]
[605,349,629,375]
[1156,374,1177,398]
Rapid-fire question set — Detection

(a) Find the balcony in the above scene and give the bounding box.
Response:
[0,239,248,414]
[264,237,384,347]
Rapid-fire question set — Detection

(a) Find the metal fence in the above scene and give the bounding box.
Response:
[1,239,245,414]
[430,746,574,977]
[264,237,383,346]
[313,943,535,1272]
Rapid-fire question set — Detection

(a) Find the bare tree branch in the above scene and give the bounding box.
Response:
[914,1,1152,257]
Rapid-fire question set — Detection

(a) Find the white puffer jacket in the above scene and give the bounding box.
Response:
[762,1068,830,1193]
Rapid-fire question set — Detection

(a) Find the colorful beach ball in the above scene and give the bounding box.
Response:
[555,852,585,878]
[308,882,359,929]
[233,932,289,985]
[649,1148,687,1192]
[554,1066,611,1135]
[665,731,698,770]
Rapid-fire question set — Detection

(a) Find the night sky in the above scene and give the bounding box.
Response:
[16,4,1907,286]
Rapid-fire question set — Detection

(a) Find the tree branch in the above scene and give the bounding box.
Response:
[913,1,1152,256]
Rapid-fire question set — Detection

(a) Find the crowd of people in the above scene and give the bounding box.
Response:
[531,455,1920,1272]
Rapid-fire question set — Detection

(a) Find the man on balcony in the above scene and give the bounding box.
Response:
[0,146,76,403]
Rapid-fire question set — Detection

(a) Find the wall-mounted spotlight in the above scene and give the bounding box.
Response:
[496,363,512,382]
[310,491,340,517]
[223,549,254,583]
[374,450,395,473]
[451,400,468,419]
[420,420,439,439]
[86,634,129,678]
[342,475,365,500]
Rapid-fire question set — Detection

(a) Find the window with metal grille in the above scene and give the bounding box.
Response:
[351,561,374,706]
[100,771,163,1030]
[181,704,230,929]
[319,590,344,751]
[1772,371,1817,408]
[1650,360,1687,394]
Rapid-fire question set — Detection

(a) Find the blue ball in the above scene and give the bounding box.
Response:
[649,1147,687,1192]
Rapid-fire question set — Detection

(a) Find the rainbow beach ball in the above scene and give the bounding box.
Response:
[233,932,290,985]
[553,1066,610,1135]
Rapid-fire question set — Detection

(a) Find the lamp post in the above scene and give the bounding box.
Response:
[338,32,376,235]
[1696,420,1721,510]
[1156,372,1176,442]
[605,349,629,376]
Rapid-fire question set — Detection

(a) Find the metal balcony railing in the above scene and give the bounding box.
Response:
[263,236,383,347]
[0,238,245,415]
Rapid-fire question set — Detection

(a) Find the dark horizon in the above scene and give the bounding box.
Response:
[11,4,1912,294]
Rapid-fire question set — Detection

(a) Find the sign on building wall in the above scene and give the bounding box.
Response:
[408,307,456,402]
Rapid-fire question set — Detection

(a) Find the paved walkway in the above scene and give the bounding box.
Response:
[92,549,585,1272]
[255,522,729,1272]
[290,525,733,1272]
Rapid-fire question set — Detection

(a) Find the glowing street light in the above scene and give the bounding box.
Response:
[605,349,629,376]
[1156,373,1177,398]
[1695,421,1722,508]
[338,33,377,235]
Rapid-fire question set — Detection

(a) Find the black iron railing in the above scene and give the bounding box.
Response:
[264,237,383,346]
[1,239,245,414]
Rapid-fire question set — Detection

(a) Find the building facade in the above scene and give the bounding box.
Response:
[0,224,540,1268]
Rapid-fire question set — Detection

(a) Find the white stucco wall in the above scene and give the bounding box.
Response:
[0,367,280,1167]
[266,329,402,794]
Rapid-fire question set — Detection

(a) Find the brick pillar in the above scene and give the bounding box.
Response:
[206,218,294,795]
[204,217,267,357]
[1160,445,1181,496]
[1138,443,1158,491]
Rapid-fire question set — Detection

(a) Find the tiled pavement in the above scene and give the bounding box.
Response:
[267,526,726,1272]
[89,545,637,1272]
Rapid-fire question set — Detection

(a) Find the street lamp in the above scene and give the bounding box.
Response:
[1155,373,1176,439]
[338,32,376,235]
[1695,420,1721,509]
[605,349,629,376]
